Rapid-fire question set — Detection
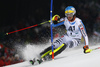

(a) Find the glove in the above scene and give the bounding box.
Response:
[52,15,60,24]
[52,15,60,21]
[83,45,91,53]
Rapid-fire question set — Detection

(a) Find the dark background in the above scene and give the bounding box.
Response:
[0,0,100,45]
[0,0,100,66]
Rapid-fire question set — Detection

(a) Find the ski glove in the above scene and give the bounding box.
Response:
[83,45,91,53]
[52,15,60,24]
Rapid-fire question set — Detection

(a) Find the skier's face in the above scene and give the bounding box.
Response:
[65,13,74,21]
[67,16,73,21]
[65,13,73,17]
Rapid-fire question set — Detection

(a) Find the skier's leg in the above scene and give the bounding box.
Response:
[39,35,65,58]
[40,35,81,60]
[40,35,71,59]
[54,35,81,49]
[40,46,52,58]
[39,37,64,59]
[49,43,67,57]
[40,46,51,55]
[42,43,67,60]
[30,43,67,64]
[46,39,80,60]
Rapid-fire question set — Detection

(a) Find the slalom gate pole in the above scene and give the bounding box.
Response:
[50,0,54,60]
[6,20,50,35]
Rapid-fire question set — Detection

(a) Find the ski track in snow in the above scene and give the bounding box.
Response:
[4,43,100,67]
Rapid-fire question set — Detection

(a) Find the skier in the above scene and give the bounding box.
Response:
[30,6,91,65]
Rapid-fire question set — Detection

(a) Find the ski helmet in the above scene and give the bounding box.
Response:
[65,6,76,17]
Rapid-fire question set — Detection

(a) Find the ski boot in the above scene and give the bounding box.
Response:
[30,58,44,65]
[30,58,35,65]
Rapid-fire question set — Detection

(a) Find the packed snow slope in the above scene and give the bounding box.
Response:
[4,44,100,67]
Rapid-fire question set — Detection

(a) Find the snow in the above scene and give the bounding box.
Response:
[4,43,100,67]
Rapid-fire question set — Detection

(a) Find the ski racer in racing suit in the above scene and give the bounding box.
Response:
[39,6,91,62]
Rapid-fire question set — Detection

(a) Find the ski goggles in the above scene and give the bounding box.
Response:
[65,10,74,14]
[65,13,73,17]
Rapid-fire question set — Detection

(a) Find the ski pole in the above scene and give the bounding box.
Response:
[91,47,100,51]
[6,20,50,35]
[86,47,100,53]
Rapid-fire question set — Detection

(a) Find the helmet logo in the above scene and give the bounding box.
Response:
[71,8,74,10]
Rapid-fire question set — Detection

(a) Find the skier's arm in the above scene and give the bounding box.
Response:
[52,15,64,27]
[78,21,91,53]
[52,21,64,27]
[79,22,88,46]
